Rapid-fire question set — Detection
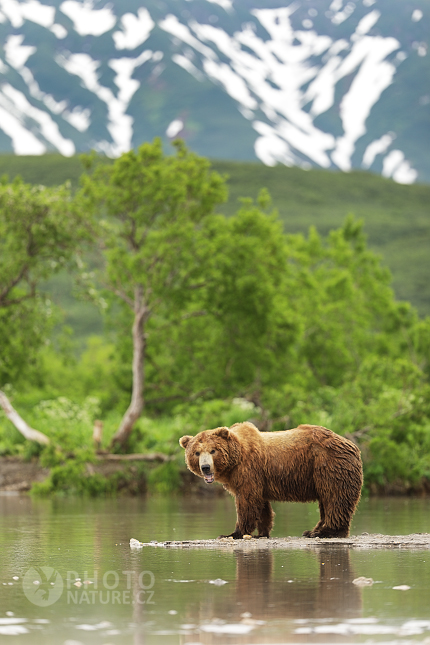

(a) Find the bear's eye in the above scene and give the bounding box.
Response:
[195,451,200,456]
[210,449,216,454]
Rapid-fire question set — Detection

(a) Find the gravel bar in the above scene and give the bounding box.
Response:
[130,533,430,550]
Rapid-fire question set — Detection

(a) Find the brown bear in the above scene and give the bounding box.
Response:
[179,422,362,539]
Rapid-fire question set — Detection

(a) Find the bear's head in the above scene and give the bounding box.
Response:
[179,426,241,484]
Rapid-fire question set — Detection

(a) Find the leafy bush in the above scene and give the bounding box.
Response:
[147,462,181,494]
[31,458,143,497]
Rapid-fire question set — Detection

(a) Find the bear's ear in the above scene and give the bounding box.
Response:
[214,426,229,440]
[179,435,193,449]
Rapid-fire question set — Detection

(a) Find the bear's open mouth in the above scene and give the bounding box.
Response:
[204,473,215,484]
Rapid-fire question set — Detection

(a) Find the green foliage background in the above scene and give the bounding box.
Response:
[1,150,430,496]
[1,153,429,320]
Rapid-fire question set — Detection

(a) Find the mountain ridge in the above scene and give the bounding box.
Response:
[0,0,428,182]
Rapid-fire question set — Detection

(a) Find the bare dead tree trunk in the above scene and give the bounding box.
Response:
[110,287,147,449]
[0,391,50,445]
[93,420,103,450]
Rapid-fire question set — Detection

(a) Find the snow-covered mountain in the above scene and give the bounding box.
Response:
[0,0,428,183]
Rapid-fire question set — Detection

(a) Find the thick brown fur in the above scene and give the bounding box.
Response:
[179,422,363,539]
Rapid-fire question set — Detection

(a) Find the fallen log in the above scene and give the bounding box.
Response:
[0,390,50,445]
[95,452,174,462]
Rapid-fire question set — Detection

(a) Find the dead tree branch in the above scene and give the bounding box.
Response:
[0,391,50,445]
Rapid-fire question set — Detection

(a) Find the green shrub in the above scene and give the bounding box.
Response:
[32,459,118,496]
[147,461,181,494]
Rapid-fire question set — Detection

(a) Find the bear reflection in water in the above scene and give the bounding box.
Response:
[181,547,362,645]
[232,547,361,620]
[180,422,363,539]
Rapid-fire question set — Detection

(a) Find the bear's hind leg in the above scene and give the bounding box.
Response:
[313,525,349,538]
[316,483,361,537]
[305,498,353,538]
[303,501,325,538]
[257,501,274,538]
[306,444,362,538]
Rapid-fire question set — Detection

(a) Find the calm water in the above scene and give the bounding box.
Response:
[1,494,430,644]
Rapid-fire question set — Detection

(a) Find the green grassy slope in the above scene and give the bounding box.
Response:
[2,154,430,324]
[0,154,84,187]
[212,161,430,315]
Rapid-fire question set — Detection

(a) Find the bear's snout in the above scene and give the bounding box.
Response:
[199,454,215,484]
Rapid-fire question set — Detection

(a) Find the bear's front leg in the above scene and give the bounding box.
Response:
[218,528,244,539]
[218,517,246,539]
[218,494,260,539]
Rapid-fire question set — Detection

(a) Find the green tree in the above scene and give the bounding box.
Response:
[282,217,418,390]
[79,140,228,447]
[144,194,296,409]
[78,141,295,448]
[0,177,86,386]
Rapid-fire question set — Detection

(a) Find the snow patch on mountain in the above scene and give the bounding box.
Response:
[21,66,67,114]
[0,83,74,154]
[166,6,408,177]
[205,0,233,12]
[362,133,395,169]
[56,49,157,155]
[113,8,154,51]
[59,0,116,37]
[63,106,90,132]
[0,107,45,153]
[166,119,184,138]
[172,53,204,81]
[110,52,154,105]
[331,35,400,171]
[5,34,35,69]
[160,14,217,61]
[383,150,417,185]
[329,0,356,26]
[0,0,55,28]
